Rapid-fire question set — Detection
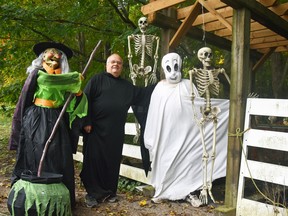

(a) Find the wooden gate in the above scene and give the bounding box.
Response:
[236,98,288,216]
[73,107,151,184]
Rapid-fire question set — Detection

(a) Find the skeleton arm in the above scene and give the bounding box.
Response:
[153,36,160,74]
[148,36,159,84]
[189,68,197,101]
[127,35,137,85]
[127,35,134,73]
[219,68,230,85]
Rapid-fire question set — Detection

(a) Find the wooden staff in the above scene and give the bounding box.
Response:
[37,40,102,177]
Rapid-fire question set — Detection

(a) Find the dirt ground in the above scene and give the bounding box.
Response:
[0,147,225,216]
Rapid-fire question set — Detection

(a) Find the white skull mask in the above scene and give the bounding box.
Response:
[197,47,213,67]
[138,17,148,33]
[161,53,182,84]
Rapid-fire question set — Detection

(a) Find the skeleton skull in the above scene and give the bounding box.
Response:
[138,17,148,33]
[197,47,213,68]
[162,53,182,84]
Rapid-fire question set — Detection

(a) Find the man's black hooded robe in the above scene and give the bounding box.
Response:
[80,72,154,200]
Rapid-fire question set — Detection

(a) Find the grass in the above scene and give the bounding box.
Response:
[0,108,16,180]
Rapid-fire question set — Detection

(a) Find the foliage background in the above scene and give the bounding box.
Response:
[1,0,287,109]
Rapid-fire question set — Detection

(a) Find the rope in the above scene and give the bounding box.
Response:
[229,128,287,210]
[201,3,206,46]
[228,127,249,137]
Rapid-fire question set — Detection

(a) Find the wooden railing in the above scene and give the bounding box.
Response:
[236,98,288,216]
[73,108,151,184]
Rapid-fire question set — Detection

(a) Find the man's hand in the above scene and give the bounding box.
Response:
[84,125,92,133]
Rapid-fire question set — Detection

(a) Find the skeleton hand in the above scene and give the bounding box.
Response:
[133,122,141,144]
[148,73,157,84]
[133,132,140,144]
[130,72,137,83]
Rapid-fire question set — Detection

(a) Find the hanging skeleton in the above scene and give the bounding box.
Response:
[189,47,230,205]
[128,17,160,143]
[128,17,159,86]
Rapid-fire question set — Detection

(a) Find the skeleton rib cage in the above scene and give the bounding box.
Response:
[134,34,154,58]
[194,68,221,97]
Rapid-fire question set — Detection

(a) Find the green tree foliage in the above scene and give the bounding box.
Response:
[0,0,153,105]
[1,0,287,107]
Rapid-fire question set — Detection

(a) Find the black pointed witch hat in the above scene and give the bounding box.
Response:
[33,41,73,59]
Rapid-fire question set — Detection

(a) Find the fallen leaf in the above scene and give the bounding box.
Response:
[139,199,147,207]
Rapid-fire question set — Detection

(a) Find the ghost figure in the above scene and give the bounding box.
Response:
[161,52,182,84]
[144,52,229,207]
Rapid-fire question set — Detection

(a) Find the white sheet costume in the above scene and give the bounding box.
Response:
[144,53,229,204]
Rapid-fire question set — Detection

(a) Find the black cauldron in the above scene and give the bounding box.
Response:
[7,171,71,216]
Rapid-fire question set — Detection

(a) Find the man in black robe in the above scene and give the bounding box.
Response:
[80,53,155,208]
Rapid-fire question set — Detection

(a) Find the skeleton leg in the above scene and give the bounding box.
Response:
[133,118,141,144]
[199,119,209,205]
[130,71,137,86]
[207,115,218,203]
[129,67,141,144]
[144,75,149,87]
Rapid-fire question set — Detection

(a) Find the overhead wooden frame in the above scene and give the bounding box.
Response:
[141,0,288,55]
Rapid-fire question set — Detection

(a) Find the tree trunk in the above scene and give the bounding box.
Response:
[271,53,288,98]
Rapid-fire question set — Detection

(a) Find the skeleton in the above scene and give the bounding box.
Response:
[188,47,230,205]
[128,17,160,143]
[128,17,159,86]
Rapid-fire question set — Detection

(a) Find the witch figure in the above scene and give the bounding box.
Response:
[8,41,87,215]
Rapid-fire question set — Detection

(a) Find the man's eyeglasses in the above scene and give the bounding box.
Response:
[108,60,122,65]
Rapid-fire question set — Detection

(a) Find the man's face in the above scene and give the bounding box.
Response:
[106,54,123,78]
[43,48,62,69]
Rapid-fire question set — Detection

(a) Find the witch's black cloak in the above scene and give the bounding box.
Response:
[8,69,83,207]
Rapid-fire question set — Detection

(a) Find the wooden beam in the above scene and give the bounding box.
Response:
[257,0,278,7]
[169,1,202,49]
[250,40,288,49]
[149,10,262,59]
[203,17,233,32]
[250,21,268,32]
[269,2,288,16]
[250,29,278,38]
[150,11,231,50]
[199,0,232,31]
[221,0,288,39]
[141,0,185,15]
[257,46,288,53]
[274,46,288,52]
[250,35,286,45]
[190,6,233,26]
[177,0,227,20]
[252,47,276,72]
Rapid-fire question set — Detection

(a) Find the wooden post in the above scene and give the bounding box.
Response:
[216,8,251,216]
[159,7,177,80]
[226,6,251,210]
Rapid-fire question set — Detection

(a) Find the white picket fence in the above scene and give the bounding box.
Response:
[73,108,151,184]
[236,98,288,216]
